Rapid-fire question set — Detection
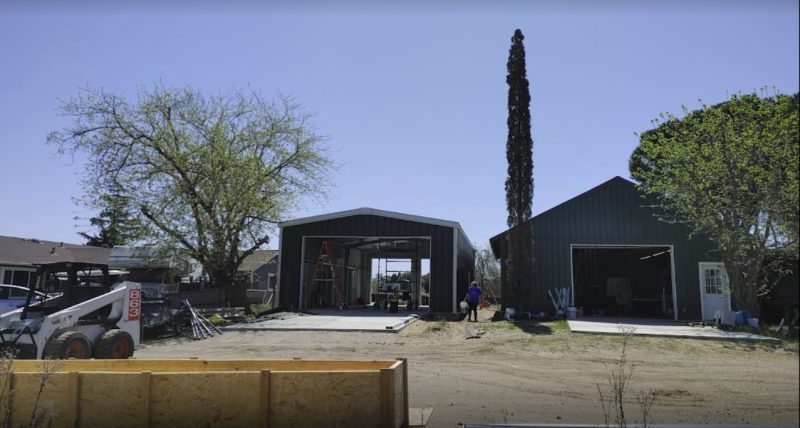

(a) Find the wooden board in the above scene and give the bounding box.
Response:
[7,359,408,428]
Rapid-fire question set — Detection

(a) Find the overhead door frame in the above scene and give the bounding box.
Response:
[299,235,432,310]
[569,244,678,321]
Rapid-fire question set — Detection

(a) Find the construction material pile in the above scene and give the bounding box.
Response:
[181,299,223,340]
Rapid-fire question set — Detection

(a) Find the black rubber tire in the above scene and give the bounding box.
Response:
[42,331,92,359]
[94,329,134,359]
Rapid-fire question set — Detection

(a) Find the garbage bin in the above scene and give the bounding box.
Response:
[734,311,752,326]
[566,306,577,320]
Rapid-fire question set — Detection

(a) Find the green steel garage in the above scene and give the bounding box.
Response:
[490,177,724,321]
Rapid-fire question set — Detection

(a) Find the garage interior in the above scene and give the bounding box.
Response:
[572,246,674,318]
[300,236,431,312]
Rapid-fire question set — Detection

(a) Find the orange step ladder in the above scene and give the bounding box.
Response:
[306,241,347,309]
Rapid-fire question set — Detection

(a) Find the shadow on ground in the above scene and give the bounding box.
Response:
[504,320,556,335]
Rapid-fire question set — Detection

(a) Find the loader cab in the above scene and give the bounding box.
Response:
[21,262,116,320]
[0,284,46,314]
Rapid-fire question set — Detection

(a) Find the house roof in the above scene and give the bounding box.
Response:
[238,250,278,272]
[107,246,182,269]
[0,235,111,267]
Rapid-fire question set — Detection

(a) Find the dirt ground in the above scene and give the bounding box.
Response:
[136,309,800,427]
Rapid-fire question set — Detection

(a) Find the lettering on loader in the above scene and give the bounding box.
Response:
[128,289,141,321]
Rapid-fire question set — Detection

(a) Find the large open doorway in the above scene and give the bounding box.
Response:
[370,256,431,311]
[299,236,431,313]
[571,245,676,319]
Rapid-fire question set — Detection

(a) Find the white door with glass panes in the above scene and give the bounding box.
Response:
[698,262,731,321]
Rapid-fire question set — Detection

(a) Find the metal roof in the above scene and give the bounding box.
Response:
[489,176,636,257]
[280,207,461,228]
[280,207,473,251]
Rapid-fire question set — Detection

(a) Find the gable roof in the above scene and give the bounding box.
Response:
[489,176,640,256]
[0,235,111,267]
[280,207,461,229]
[280,207,473,251]
[535,176,637,220]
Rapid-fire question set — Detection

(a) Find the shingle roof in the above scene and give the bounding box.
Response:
[238,250,278,272]
[0,235,111,267]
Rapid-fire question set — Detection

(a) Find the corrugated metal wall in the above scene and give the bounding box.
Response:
[455,227,476,311]
[279,214,470,313]
[491,177,718,320]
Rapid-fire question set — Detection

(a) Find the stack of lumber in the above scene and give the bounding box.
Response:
[182,299,223,340]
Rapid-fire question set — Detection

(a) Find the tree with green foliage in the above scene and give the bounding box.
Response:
[49,86,332,307]
[504,29,535,313]
[630,91,799,315]
[78,190,144,247]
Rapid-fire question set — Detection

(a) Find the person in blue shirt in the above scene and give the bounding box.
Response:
[465,281,482,322]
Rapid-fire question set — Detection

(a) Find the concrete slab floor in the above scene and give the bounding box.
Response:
[409,407,433,427]
[221,307,422,333]
[567,317,779,341]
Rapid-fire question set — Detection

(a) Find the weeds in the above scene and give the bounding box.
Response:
[596,324,658,428]
[421,317,449,336]
[473,347,496,354]
[551,320,570,332]
[249,303,273,315]
[481,321,518,331]
[27,359,63,428]
[1,350,14,427]
[636,388,657,428]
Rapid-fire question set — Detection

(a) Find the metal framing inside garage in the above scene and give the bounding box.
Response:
[278,208,475,314]
[297,235,431,310]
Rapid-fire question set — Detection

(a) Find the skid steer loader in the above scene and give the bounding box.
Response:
[0,262,141,359]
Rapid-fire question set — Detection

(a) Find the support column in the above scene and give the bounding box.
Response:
[411,253,421,309]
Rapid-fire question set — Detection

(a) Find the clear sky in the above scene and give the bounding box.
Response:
[0,0,798,251]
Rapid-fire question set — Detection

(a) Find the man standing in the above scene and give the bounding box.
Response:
[465,281,482,322]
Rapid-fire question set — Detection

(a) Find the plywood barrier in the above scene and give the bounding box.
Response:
[5,359,408,428]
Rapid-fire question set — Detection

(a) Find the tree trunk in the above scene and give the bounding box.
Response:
[208,268,250,314]
[225,284,251,314]
[726,260,759,316]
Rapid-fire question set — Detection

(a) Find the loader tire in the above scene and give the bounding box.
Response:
[94,329,134,359]
[43,331,92,359]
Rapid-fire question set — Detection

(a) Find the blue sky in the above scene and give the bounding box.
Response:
[0,0,798,250]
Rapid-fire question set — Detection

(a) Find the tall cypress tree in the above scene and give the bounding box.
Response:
[504,29,534,313]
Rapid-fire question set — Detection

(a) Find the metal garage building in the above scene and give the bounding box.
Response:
[490,177,725,321]
[278,208,475,314]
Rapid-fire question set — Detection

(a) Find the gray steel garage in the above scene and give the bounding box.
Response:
[490,177,723,321]
[277,208,474,314]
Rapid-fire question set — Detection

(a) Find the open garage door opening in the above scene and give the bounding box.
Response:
[370,256,431,312]
[300,236,432,313]
[571,246,675,319]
